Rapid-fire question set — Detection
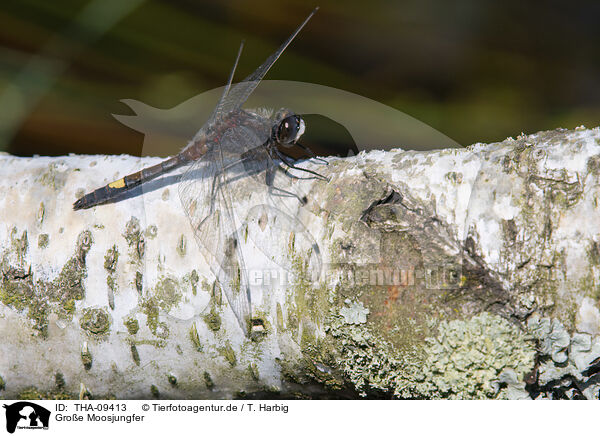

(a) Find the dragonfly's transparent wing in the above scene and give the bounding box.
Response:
[246,203,322,284]
[211,8,318,121]
[178,119,273,334]
[234,145,324,284]
[180,113,323,333]
[179,147,252,333]
[264,157,324,282]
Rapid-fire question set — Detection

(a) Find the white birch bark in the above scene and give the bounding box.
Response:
[0,126,599,399]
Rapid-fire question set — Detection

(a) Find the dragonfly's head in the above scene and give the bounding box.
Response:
[272,109,305,148]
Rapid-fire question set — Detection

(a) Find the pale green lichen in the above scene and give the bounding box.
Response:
[106,275,116,289]
[219,342,237,367]
[10,227,28,264]
[37,162,67,191]
[189,322,202,351]
[145,225,158,239]
[284,243,330,344]
[339,300,369,324]
[131,344,140,365]
[104,245,119,272]
[135,272,143,294]
[527,315,569,364]
[0,230,91,335]
[131,338,166,348]
[17,372,73,400]
[444,171,463,185]
[149,277,182,312]
[18,387,73,400]
[419,314,536,399]
[37,234,49,249]
[81,341,92,370]
[10,382,120,400]
[328,311,536,399]
[176,235,186,257]
[37,202,45,225]
[248,363,259,381]
[203,307,221,332]
[203,372,214,390]
[80,308,111,335]
[54,372,65,390]
[124,317,139,335]
[123,217,145,261]
[524,315,600,399]
[141,277,182,337]
[494,368,531,400]
[188,269,199,296]
[210,281,223,306]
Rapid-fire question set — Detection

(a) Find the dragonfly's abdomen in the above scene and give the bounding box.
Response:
[73,154,189,210]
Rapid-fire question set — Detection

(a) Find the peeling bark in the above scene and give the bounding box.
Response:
[1,126,599,399]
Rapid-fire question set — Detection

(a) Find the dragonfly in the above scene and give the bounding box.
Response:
[73,8,327,335]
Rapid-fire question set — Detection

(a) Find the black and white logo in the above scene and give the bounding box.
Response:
[3,402,50,434]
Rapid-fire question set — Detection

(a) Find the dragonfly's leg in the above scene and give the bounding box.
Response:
[265,156,303,183]
[276,149,325,179]
[271,159,308,181]
[265,158,308,204]
[268,179,307,203]
[265,162,292,196]
[274,148,300,166]
[273,148,329,181]
[295,142,329,165]
[265,161,276,187]
[275,148,326,180]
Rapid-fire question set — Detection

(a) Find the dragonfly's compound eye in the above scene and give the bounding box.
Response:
[276,115,305,146]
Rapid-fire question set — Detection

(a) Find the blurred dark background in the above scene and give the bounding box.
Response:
[0,0,599,157]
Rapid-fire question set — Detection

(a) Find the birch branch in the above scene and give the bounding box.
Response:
[1,126,600,399]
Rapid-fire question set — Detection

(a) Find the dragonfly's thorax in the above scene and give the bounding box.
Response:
[181,109,271,162]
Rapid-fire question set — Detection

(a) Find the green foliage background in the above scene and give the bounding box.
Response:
[1,0,598,156]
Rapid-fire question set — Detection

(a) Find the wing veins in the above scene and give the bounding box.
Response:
[211,8,318,120]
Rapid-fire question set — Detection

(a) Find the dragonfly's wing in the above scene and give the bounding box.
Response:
[262,157,323,282]
[220,41,244,109]
[178,119,272,334]
[233,145,324,284]
[210,8,318,121]
[246,203,322,284]
[179,146,252,333]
